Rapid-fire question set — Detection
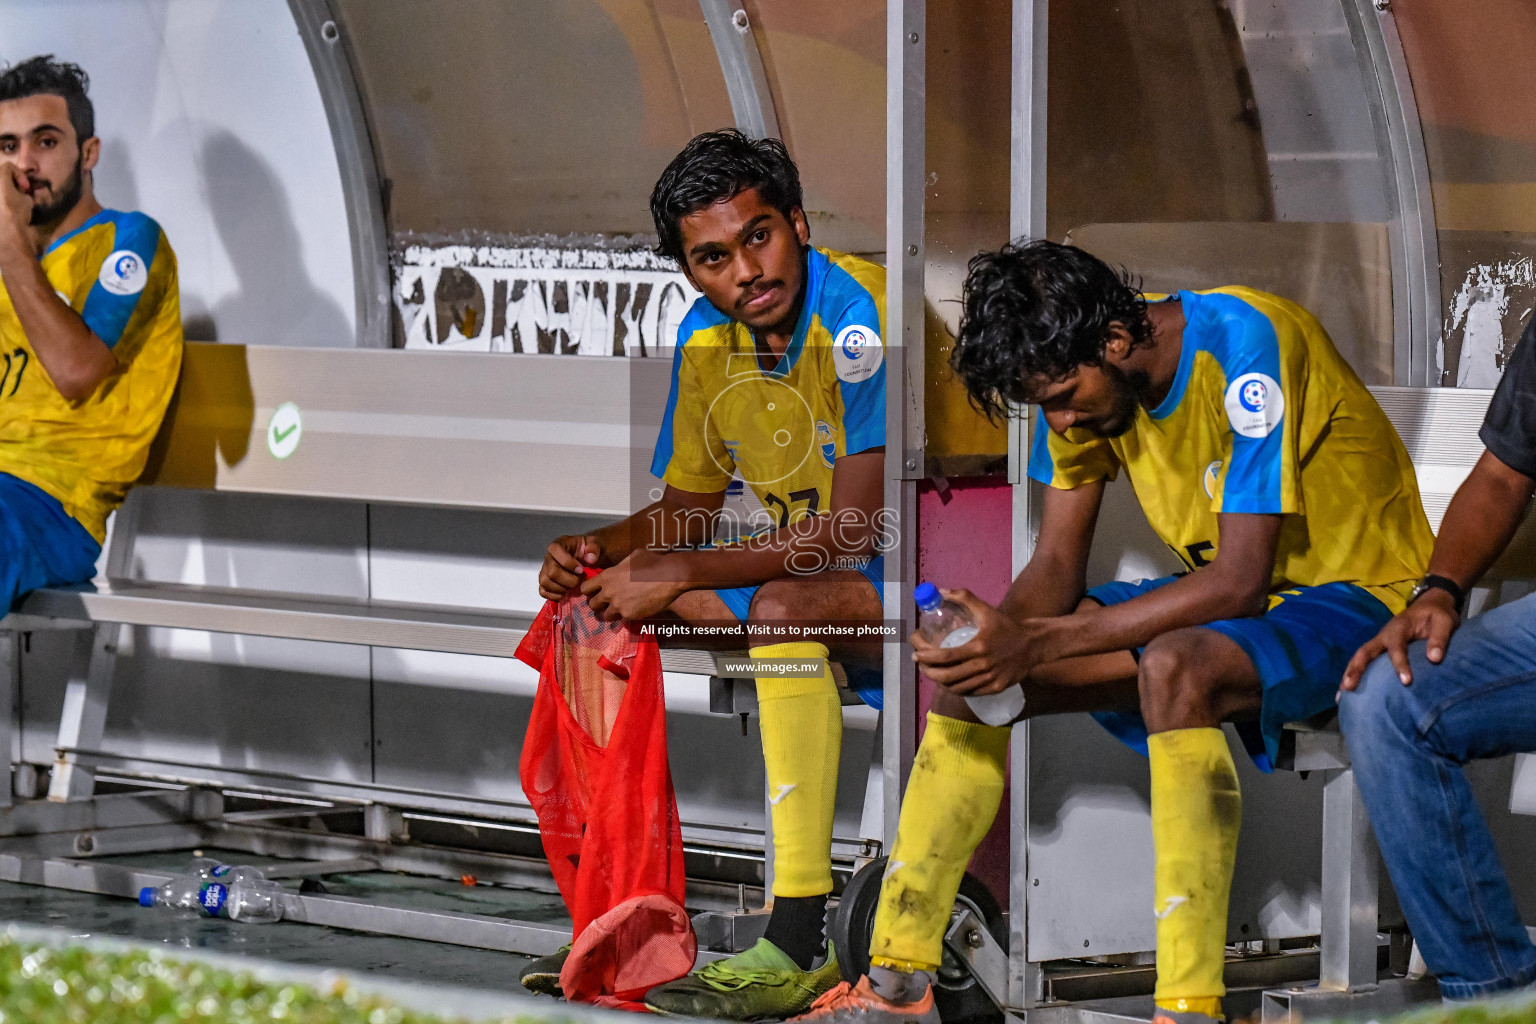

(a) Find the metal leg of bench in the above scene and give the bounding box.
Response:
[1319,766,1379,991]
[363,803,408,843]
[857,711,884,863]
[48,623,122,802]
[0,632,15,810]
[762,774,775,903]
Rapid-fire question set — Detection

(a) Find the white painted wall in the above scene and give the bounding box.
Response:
[0,0,355,346]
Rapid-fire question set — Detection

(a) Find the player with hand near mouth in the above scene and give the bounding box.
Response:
[0,55,181,614]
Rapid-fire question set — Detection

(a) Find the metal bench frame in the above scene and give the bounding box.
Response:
[0,342,892,958]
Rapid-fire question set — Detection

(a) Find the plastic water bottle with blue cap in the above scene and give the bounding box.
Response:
[914,581,1026,727]
[139,873,285,923]
[187,856,266,885]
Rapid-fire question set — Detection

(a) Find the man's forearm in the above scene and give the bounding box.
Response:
[0,239,112,399]
[998,550,1088,622]
[654,514,875,592]
[1428,451,1535,590]
[1032,564,1268,664]
[593,498,719,562]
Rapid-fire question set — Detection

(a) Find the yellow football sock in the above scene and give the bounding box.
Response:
[753,642,842,898]
[869,713,1009,972]
[1149,728,1242,1019]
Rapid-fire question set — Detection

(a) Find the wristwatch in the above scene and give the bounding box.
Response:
[1408,574,1465,615]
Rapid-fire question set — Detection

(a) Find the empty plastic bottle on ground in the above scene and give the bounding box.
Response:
[139,874,286,923]
[187,857,266,885]
[914,581,1025,727]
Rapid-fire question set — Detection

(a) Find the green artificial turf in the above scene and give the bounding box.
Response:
[1382,993,1536,1024]
[0,933,564,1024]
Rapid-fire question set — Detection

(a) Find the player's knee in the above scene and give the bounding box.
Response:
[1337,654,1415,748]
[746,578,802,625]
[1138,634,1220,727]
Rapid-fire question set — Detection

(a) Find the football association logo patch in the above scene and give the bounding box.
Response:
[99,250,148,296]
[833,324,882,383]
[1224,372,1283,438]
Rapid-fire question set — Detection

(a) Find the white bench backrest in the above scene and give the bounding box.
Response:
[1368,385,1493,532]
[142,343,669,518]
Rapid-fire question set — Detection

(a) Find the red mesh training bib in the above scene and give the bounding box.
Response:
[516,583,695,1009]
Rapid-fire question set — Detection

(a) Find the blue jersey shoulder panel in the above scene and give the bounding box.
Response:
[820,258,885,456]
[1193,290,1287,513]
[80,210,163,349]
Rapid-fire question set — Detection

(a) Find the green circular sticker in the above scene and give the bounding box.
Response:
[266,402,303,460]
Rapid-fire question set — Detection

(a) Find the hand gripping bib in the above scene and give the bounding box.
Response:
[515,576,695,1009]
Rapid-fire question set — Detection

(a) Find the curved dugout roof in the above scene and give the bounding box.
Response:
[328,0,1535,407]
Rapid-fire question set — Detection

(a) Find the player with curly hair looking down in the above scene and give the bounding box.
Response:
[789,240,1431,1024]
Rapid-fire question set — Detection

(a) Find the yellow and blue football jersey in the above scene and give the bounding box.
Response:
[651,247,884,530]
[0,209,183,542]
[1028,287,1432,612]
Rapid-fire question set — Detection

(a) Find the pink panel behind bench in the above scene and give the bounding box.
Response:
[915,476,1015,902]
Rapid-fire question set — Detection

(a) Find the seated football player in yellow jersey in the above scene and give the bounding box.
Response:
[533,131,885,1018]
[791,241,1433,1024]
[0,56,181,611]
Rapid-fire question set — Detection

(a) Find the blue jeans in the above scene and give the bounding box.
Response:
[1337,592,1536,1000]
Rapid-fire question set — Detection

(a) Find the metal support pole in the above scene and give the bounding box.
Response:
[0,633,14,809]
[1008,0,1048,1011]
[1319,767,1380,991]
[699,0,781,141]
[1341,0,1441,386]
[882,0,926,844]
[289,0,393,348]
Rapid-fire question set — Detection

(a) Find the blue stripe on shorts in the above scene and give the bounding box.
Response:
[1084,574,1392,771]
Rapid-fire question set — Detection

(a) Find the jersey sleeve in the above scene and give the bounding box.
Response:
[825,267,886,457]
[1026,408,1119,488]
[650,331,735,493]
[1209,301,1304,515]
[80,212,165,350]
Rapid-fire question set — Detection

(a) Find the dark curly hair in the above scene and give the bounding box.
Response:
[951,239,1153,422]
[0,56,93,143]
[650,129,804,264]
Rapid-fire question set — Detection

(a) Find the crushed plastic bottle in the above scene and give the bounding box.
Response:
[914,581,1025,727]
[139,874,285,923]
[187,858,266,885]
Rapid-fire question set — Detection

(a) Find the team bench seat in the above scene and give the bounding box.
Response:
[6,581,716,672]
[0,342,728,806]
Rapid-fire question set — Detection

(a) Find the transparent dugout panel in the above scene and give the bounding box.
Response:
[336,0,734,239]
[1394,0,1536,386]
[1050,0,1399,383]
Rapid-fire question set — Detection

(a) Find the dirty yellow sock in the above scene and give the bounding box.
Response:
[753,642,841,898]
[1149,727,1242,1019]
[869,713,1009,972]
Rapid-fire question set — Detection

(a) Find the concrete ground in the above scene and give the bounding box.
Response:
[0,846,570,1001]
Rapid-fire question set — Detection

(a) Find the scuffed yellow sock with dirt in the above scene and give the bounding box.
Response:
[869,712,1009,972]
[752,642,842,898]
[1149,727,1242,1021]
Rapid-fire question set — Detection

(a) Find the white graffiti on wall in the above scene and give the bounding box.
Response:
[1448,257,1536,388]
[394,243,701,356]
